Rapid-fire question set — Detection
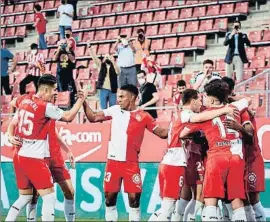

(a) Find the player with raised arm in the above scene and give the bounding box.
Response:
[5,74,87,222]
[83,84,168,222]
[180,79,251,222]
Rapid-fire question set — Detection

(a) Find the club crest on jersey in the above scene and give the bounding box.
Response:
[248,172,257,183]
[135,114,142,122]
[132,173,141,184]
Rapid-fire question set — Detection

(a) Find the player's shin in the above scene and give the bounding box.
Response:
[105,206,118,221]
[244,205,256,221]
[171,198,189,221]
[5,195,33,221]
[26,203,37,221]
[184,199,204,221]
[252,202,266,222]
[41,192,56,221]
[156,198,176,221]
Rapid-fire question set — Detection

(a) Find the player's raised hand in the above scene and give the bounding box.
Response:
[8,136,22,147]
[225,106,239,118]
[67,151,75,169]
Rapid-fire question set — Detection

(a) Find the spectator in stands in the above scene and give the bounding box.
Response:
[137,70,159,119]
[53,39,76,106]
[87,42,120,109]
[19,43,45,95]
[57,0,74,39]
[33,4,47,50]
[173,80,187,106]
[113,35,137,87]
[224,20,251,82]
[65,28,76,52]
[68,0,78,20]
[1,43,17,95]
[4,0,14,5]
[193,59,221,93]
[133,29,151,72]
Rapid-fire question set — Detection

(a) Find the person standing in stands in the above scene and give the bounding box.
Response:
[57,0,74,39]
[65,28,76,52]
[224,20,251,82]
[1,41,17,95]
[33,4,47,50]
[173,80,187,107]
[133,29,151,72]
[19,43,45,95]
[69,0,78,20]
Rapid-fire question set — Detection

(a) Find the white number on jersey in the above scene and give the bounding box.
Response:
[179,176,184,187]
[212,116,239,138]
[104,172,112,182]
[18,110,35,136]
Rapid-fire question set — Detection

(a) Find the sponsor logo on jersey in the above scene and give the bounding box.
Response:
[248,172,257,183]
[135,114,142,122]
[132,173,141,185]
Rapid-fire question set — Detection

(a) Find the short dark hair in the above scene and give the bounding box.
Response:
[182,89,199,105]
[30,43,38,50]
[137,28,145,34]
[177,80,186,87]
[65,27,72,32]
[38,74,57,88]
[34,4,42,11]
[204,79,229,103]
[222,77,235,95]
[233,20,241,25]
[203,59,214,66]
[120,84,139,97]
[137,70,146,76]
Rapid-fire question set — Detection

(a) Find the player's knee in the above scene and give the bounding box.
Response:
[105,193,118,207]
[231,198,244,210]
[249,192,259,205]
[128,195,140,208]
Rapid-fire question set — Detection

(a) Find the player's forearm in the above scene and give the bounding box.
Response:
[83,101,98,122]
[56,129,71,153]
[241,126,253,145]
[7,122,16,138]
[190,108,228,123]
[61,98,84,122]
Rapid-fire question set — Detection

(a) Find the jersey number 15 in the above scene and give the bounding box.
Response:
[18,110,35,136]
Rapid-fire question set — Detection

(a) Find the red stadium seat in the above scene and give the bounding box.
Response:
[78,7,88,17]
[235,2,249,14]
[206,5,220,16]
[14,15,25,24]
[1,95,12,105]
[94,30,107,41]
[257,46,270,58]
[246,47,256,60]
[249,56,266,69]
[156,54,170,66]
[16,65,27,74]
[214,18,228,30]
[124,1,136,11]
[91,18,104,27]
[104,16,115,27]
[167,9,179,20]
[50,63,57,75]
[25,14,35,23]
[132,26,144,37]
[47,35,59,45]
[88,6,100,15]
[45,63,51,73]
[97,44,111,55]
[48,49,57,59]
[128,14,141,24]
[153,11,166,21]
[90,68,99,80]
[136,1,148,10]
[82,31,94,42]
[25,82,36,94]
[76,60,89,69]
[164,37,177,49]
[193,6,206,17]
[177,36,192,48]
[262,30,270,41]
[141,12,153,23]
[5,27,15,37]
[180,8,193,19]
[107,29,119,40]
[159,24,172,35]
[185,0,198,5]
[170,53,185,67]
[249,30,262,42]
[173,0,185,6]
[115,15,128,25]
[77,68,90,80]
[40,49,48,60]
[151,39,164,50]
[112,3,124,12]
[55,91,71,107]
[146,25,158,36]
[220,3,234,15]
[44,1,54,9]
[192,35,206,48]
[5,16,14,25]
[172,23,185,33]
[80,19,91,29]
[161,0,173,7]
[167,74,182,86]
[199,19,213,31]
[14,3,24,13]
[15,26,26,37]
[1,28,5,37]
[148,0,160,9]
[75,46,86,57]
[157,110,173,122]
[215,59,226,71]
[81,80,96,95]
[4,5,14,14]
[71,20,80,30]
[185,21,199,32]
[249,78,266,90]
[243,70,253,80]
[100,4,112,14]
[24,3,34,11]
[15,52,25,62]
[120,27,132,37]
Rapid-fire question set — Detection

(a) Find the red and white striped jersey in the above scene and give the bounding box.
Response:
[27,52,45,76]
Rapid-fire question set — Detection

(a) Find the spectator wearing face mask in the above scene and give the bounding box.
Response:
[113,35,137,87]
[19,43,45,95]
[88,41,120,109]
[57,0,74,39]
[137,70,159,119]
[133,29,151,72]
[65,28,76,51]
[33,4,47,49]
[173,80,187,106]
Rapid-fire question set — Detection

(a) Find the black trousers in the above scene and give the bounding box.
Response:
[1,76,12,95]
[19,75,40,95]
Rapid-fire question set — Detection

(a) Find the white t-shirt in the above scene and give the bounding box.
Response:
[58,4,74,26]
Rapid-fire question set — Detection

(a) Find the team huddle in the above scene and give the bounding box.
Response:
[5,74,266,222]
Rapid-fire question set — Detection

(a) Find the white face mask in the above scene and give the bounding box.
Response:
[138,78,146,85]
[31,49,38,55]
[122,39,128,46]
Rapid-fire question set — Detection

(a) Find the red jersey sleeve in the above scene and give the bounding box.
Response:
[241,110,253,127]
[145,112,159,132]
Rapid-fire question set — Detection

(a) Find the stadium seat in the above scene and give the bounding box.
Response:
[192,35,206,48]
[220,3,234,14]
[25,14,35,23]
[124,1,136,11]
[206,5,220,16]
[136,1,148,10]
[75,46,86,57]
[91,18,104,27]
[185,21,199,32]
[78,7,88,17]
[4,5,14,14]
[172,23,185,33]
[161,0,173,7]
[262,30,270,41]
[5,16,14,25]
[24,3,34,11]
[159,24,172,35]
[257,46,270,58]
[72,20,80,30]
[160,85,173,99]
[1,28,4,37]
[16,26,26,37]
[112,3,124,12]
[88,6,100,15]
[77,68,90,80]
[14,3,24,13]
[167,9,179,20]
[90,68,99,80]
[249,30,262,42]
[80,19,91,29]
[15,52,25,62]
[164,37,178,49]
[48,49,57,59]
[12,83,20,97]
[115,15,128,25]
[151,39,164,50]
[47,35,59,45]
[73,30,83,41]
[9,73,15,84]
[1,105,14,122]
[153,11,166,21]
[156,54,170,66]
[100,4,112,14]
[55,91,71,107]
[25,82,36,94]
[167,74,182,86]
[14,15,25,24]
[45,63,51,73]
[141,12,154,23]
[97,44,111,55]
[177,36,192,48]
[5,27,15,37]
[16,65,27,74]
[243,70,253,80]
[215,59,226,71]
[107,29,119,40]
[76,60,89,69]
[44,1,54,9]
[173,0,185,6]
[214,18,228,30]
[81,80,96,95]
[146,25,158,36]
[120,27,132,37]
[170,53,185,67]
[82,31,94,42]
[1,95,12,105]
[246,47,256,59]
[50,63,57,75]
[180,8,193,19]
[104,16,115,26]
[249,78,266,90]
[185,0,198,4]
[128,14,141,24]
[199,19,213,31]
[94,30,107,41]
[148,0,160,8]
[249,56,266,69]
[157,110,173,122]
[193,6,206,17]
[235,2,249,14]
